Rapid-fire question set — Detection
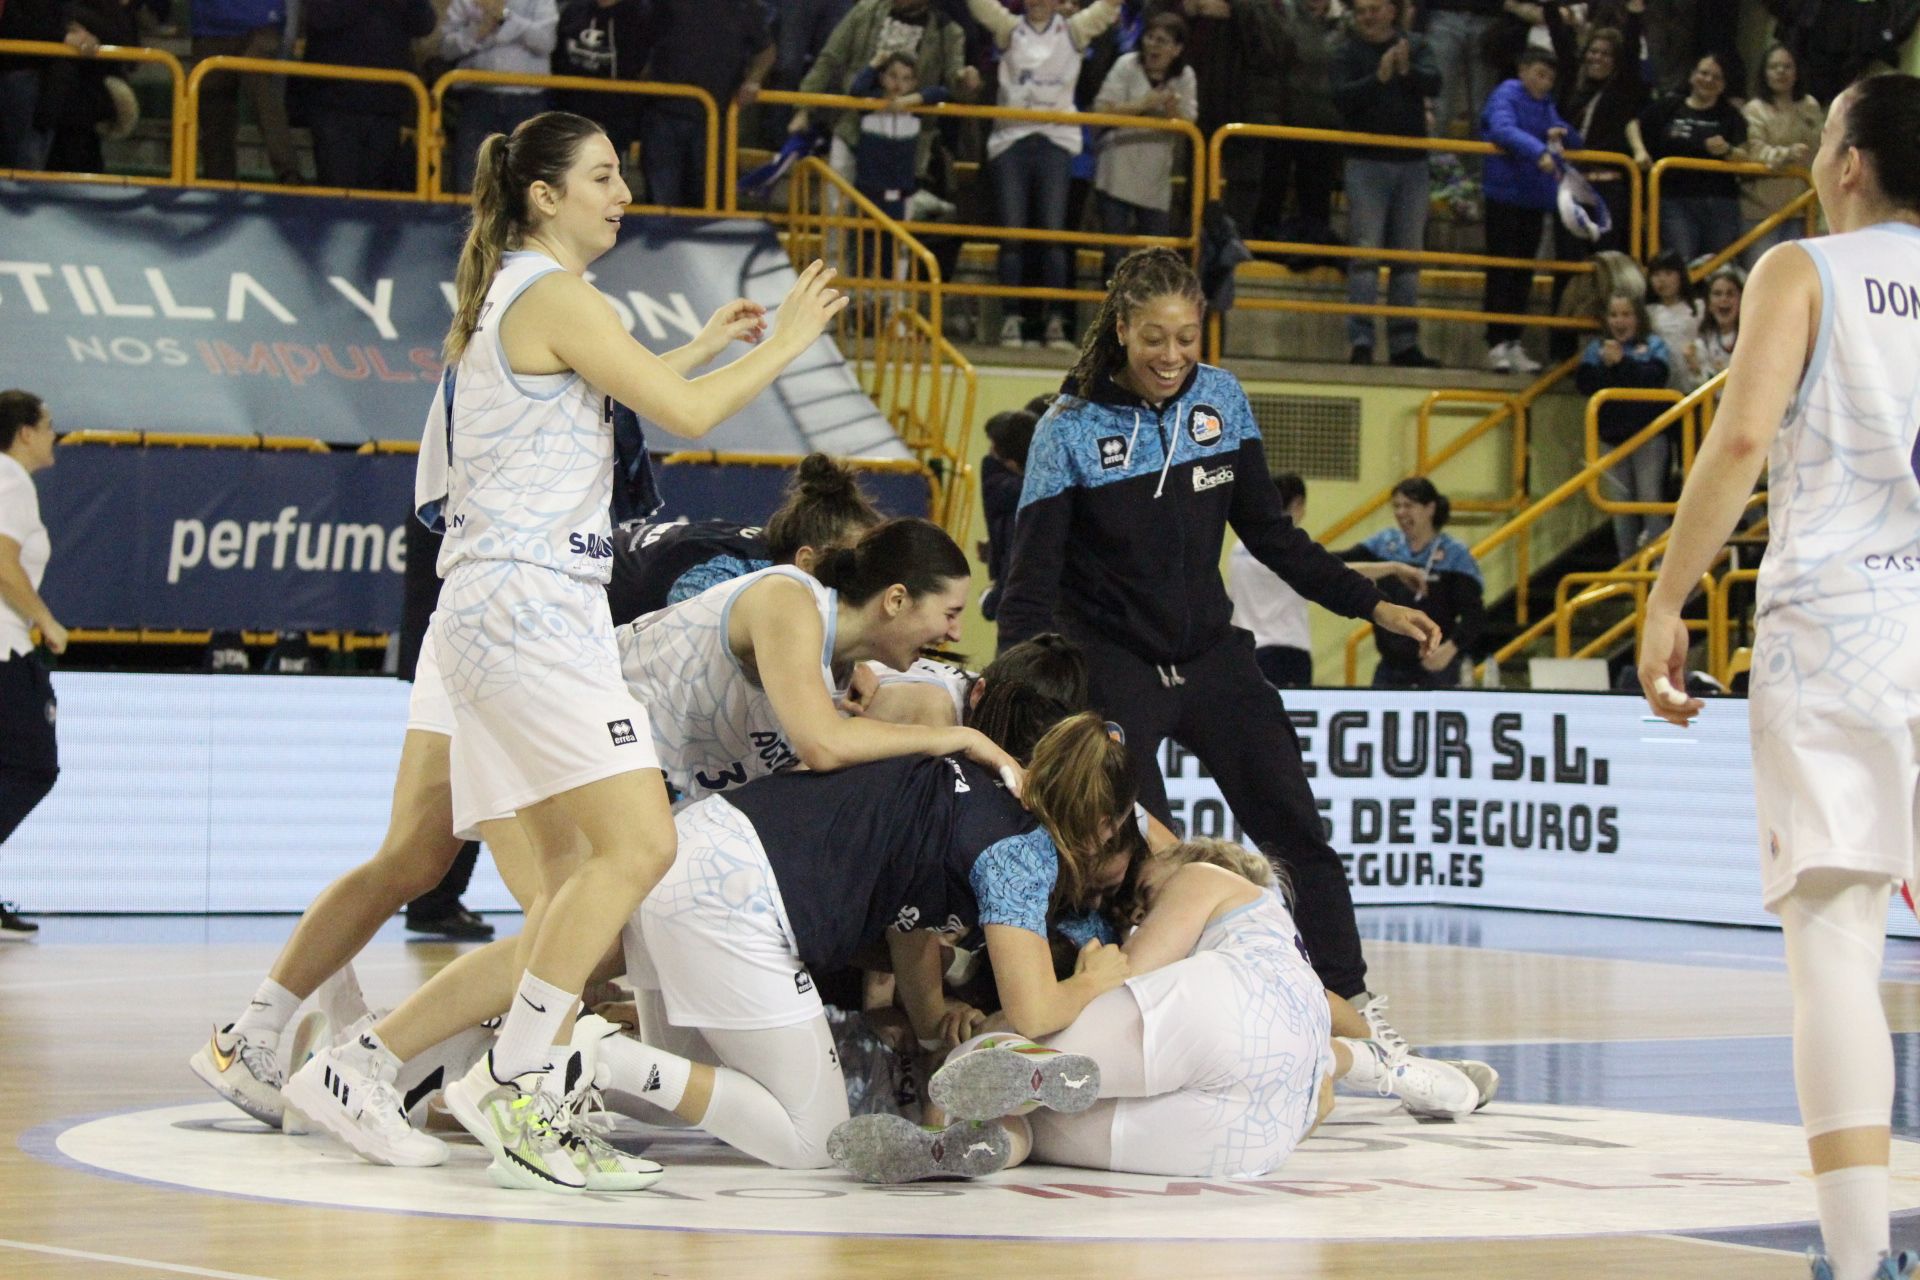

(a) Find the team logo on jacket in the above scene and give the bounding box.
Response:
[1191,463,1234,492]
[1097,435,1129,470]
[1187,404,1224,446]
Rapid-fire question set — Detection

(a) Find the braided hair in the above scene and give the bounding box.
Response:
[1065,247,1206,395]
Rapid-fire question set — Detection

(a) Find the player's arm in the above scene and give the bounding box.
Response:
[1637,242,1818,725]
[739,576,1017,776]
[885,927,951,1044]
[984,926,1127,1039]
[864,679,960,729]
[1121,863,1249,976]
[513,263,845,439]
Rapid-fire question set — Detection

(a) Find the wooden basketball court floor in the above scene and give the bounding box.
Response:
[6,907,1920,1279]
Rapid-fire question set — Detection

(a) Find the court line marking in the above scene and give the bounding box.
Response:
[1650,1232,1799,1257]
[0,961,426,994]
[0,1237,281,1279]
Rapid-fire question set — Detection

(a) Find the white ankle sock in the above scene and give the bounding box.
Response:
[233,978,301,1037]
[598,1035,692,1113]
[355,1028,403,1083]
[491,974,578,1082]
[1816,1166,1890,1279]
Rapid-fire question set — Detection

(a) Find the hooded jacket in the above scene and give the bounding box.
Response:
[995,362,1384,666]
[1479,77,1582,210]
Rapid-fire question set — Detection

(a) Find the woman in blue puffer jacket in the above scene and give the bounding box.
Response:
[1477,47,1581,375]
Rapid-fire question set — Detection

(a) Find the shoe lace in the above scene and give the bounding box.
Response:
[1359,995,1410,1063]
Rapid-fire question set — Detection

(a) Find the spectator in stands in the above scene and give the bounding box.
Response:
[776,0,857,94]
[639,0,774,208]
[1544,5,1647,262]
[1227,472,1316,688]
[790,0,977,189]
[1169,0,1288,245]
[1422,0,1502,140]
[1643,248,1700,389]
[968,0,1121,351]
[440,0,559,195]
[1628,51,1746,266]
[1266,0,1345,250]
[190,0,302,184]
[1340,477,1485,689]
[1090,12,1197,280]
[1478,47,1580,374]
[1576,293,1674,557]
[551,0,653,177]
[849,48,949,272]
[977,406,1039,621]
[1682,261,1741,388]
[40,0,146,175]
[1332,0,1441,368]
[302,0,436,191]
[0,1,91,171]
[1738,44,1822,266]
[0,390,65,941]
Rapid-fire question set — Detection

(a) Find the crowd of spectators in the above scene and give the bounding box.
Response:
[0,0,1888,366]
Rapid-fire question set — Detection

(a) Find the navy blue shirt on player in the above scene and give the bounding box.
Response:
[996,363,1385,665]
[720,754,1058,975]
[607,518,773,627]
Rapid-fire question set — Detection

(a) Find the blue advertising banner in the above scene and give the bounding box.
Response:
[0,182,906,457]
[34,449,932,631]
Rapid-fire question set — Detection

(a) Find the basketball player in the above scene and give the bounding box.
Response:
[281,112,850,1192]
[1637,74,1920,1280]
[606,452,881,623]
[188,191,793,1136]
[595,712,1138,1169]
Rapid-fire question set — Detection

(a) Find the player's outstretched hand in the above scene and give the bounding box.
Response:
[770,260,850,354]
[1373,601,1442,657]
[1073,939,1129,993]
[1636,606,1703,727]
[693,298,767,362]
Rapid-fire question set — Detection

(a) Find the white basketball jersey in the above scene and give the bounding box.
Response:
[987,14,1082,160]
[1759,225,1920,619]
[617,565,839,801]
[868,656,971,724]
[1195,886,1315,974]
[435,251,616,583]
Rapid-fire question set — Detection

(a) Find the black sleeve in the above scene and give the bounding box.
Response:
[995,493,1071,653]
[1448,572,1487,654]
[1228,438,1385,622]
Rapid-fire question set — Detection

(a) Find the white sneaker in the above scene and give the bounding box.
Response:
[1437,1057,1501,1110]
[1485,341,1515,373]
[1507,343,1543,374]
[545,1047,666,1192]
[998,315,1025,348]
[393,1020,497,1128]
[1042,316,1077,352]
[283,1036,449,1167]
[1351,991,1410,1062]
[1339,1037,1480,1120]
[189,1023,286,1127]
[443,1052,585,1193]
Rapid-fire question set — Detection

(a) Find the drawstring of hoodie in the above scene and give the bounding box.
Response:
[1157,664,1185,688]
[1152,409,1178,499]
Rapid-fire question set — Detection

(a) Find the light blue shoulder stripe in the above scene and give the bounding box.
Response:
[491,258,582,404]
[1785,239,1835,424]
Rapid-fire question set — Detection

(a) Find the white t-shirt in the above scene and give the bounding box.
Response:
[1226,542,1310,652]
[0,453,50,658]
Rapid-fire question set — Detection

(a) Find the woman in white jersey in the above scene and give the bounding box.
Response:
[830,838,1481,1183]
[0,390,63,941]
[366,111,845,1190]
[190,223,791,1138]
[1638,74,1920,1280]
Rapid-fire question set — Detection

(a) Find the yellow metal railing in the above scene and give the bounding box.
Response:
[1338,368,1732,684]
[185,56,432,195]
[0,39,188,182]
[784,156,977,538]
[429,70,721,208]
[1647,156,1816,273]
[1208,124,1639,357]
[732,89,1205,320]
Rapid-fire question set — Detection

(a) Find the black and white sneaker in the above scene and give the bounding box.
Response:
[0,901,38,940]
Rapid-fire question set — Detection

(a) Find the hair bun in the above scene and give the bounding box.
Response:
[794,452,859,502]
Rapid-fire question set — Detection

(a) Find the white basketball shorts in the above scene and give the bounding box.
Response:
[1749,604,1920,910]
[635,794,821,1031]
[1108,949,1332,1178]
[404,611,456,737]
[434,560,660,838]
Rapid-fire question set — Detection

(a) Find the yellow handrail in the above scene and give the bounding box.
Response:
[185,56,432,196]
[430,70,720,208]
[1709,568,1760,682]
[0,39,188,182]
[1646,155,1815,270]
[1339,367,1731,683]
[1581,387,1688,514]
